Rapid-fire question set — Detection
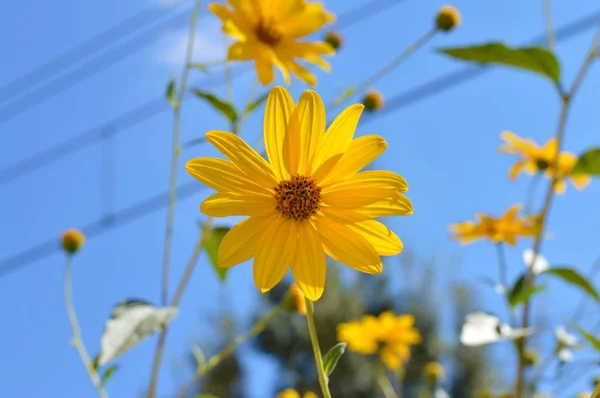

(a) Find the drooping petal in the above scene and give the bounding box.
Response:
[310,104,364,175]
[254,44,276,85]
[356,194,413,217]
[201,192,275,217]
[348,220,403,256]
[312,216,382,274]
[319,136,388,185]
[185,158,271,195]
[508,160,526,180]
[291,221,326,301]
[228,42,254,61]
[570,174,591,190]
[205,130,278,188]
[264,86,295,180]
[253,217,298,293]
[218,215,276,268]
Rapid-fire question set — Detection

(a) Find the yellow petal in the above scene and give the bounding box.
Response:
[348,220,403,256]
[209,3,252,40]
[205,130,277,188]
[264,86,295,180]
[279,3,333,39]
[310,104,364,175]
[509,160,525,180]
[312,216,382,274]
[228,42,254,60]
[254,44,276,85]
[291,221,326,301]
[253,218,297,293]
[201,192,275,217]
[553,179,567,194]
[218,215,275,268]
[319,136,388,185]
[321,186,395,208]
[570,174,590,190]
[294,90,325,175]
[319,206,371,224]
[356,194,413,217]
[283,107,301,176]
[380,347,402,370]
[324,170,408,196]
[185,158,271,195]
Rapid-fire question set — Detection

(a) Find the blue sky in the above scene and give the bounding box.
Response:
[1,0,599,397]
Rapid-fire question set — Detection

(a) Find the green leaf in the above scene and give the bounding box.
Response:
[574,325,600,352]
[438,43,561,84]
[507,274,546,309]
[202,226,230,283]
[545,267,600,302]
[322,342,347,376]
[101,365,119,385]
[572,147,600,175]
[166,78,178,109]
[190,63,209,73]
[244,92,269,114]
[191,89,238,123]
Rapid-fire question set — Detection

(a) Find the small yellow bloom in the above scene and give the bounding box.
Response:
[186,86,411,301]
[423,361,445,382]
[448,204,535,246]
[362,90,384,112]
[61,229,85,254]
[435,5,461,32]
[287,283,307,315]
[337,311,421,370]
[209,0,336,86]
[277,388,318,398]
[500,131,591,194]
[323,31,343,50]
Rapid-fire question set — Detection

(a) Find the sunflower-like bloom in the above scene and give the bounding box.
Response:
[209,0,336,86]
[337,311,421,370]
[448,204,536,246]
[186,86,412,301]
[499,131,590,194]
[277,389,318,398]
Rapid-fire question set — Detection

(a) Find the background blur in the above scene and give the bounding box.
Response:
[1,0,599,396]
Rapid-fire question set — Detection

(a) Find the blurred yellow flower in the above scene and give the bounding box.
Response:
[186,86,411,301]
[277,389,318,398]
[288,283,307,315]
[424,361,445,381]
[209,0,336,86]
[435,5,461,32]
[448,204,535,246]
[500,131,590,194]
[337,311,421,370]
[61,228,85,254]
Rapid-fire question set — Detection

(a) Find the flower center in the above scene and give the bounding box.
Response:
[274,175,321,221]
[255,18,282,45]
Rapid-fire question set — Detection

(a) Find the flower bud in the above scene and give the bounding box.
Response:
[362,90,384,112]
[285,283,307,315]
[435,5,461,32]
[423,361,445,383]
[524,348,538,366]
[324,31,343,50]
[61,229,85,254]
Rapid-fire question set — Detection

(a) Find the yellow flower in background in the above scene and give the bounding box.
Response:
[448,204,535,246]
[435,5,461,32]
[337,311,421,370]
[61,228,86,254]
[277,389,318,398]
[186,86,411,301]
[288,283,307,315]
[209,0,336,86]
[499,131,591,194]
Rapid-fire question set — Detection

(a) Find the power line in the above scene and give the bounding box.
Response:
[0,1,193,102]
[0,0,405,185]
[2,8,597,277]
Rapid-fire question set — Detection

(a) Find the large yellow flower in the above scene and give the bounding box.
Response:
[448,204,535,246]
[499,131,590,194]
[186,86,412,301]
[337,311,421,370]
[209,0,336,86]
[277,389,318,398]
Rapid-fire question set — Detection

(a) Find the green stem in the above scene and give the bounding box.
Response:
[64,255,109,398]
[542,0,555,51]
[306,299,332,398]
[514,24,600,398]
[176,303,285,398]
[375,362,398,398]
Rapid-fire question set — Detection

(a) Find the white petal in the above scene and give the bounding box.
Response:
[460,312,502,346]
[523,249,549,274]
[558,348,574,362]
[555,326,578,346]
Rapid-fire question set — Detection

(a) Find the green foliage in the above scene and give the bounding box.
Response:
[574,325,600,352]
[191,63,209,73]
[244,92,269,114]
[438,43,561,85]
[191,89,238,124]
[166,78,179,109]
[202,226,230,283]
[572,147,600,175]
[322,342,347,376]
[508,274,546,310]
[101,365,119,385]
[544,267,600,302]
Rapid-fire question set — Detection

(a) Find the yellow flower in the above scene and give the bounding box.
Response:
[499,131,591,194]
[423,361,445,381]
[209,0,336,86]
[448,204,535,246]
[287,283,307,315]
[435,5,461,32]
[337,311,421,370]
[61,229,85,254]
[186,86,411,301]
[277,389,318,398]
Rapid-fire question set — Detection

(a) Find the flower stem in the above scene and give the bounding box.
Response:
[514,24,600,398]
[64,255,109,398]
[177,302,285,398]
[376,362,398,398]
[305,299,332,398]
